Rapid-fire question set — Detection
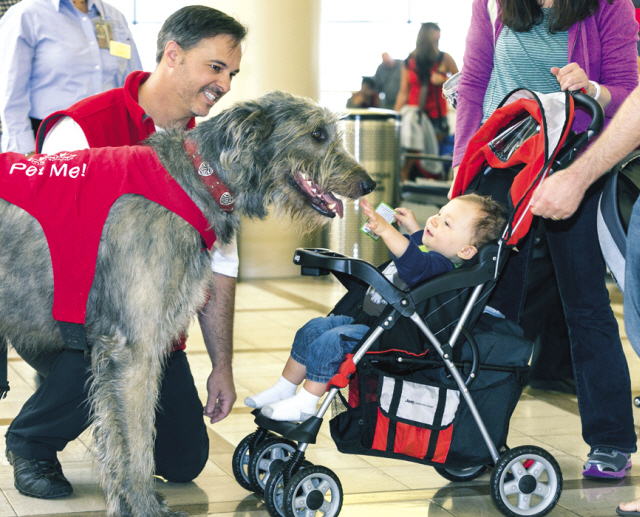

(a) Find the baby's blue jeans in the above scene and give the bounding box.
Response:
[290,314,369,383]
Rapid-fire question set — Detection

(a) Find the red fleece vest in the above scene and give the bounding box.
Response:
[35,71,198,348]
[0,147,216,324]
[36,71,196,152]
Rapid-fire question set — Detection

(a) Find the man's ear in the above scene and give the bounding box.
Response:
[163,41,181,68]
[457,245,477,261]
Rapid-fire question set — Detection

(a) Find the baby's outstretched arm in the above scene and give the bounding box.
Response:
[360,199,410,257]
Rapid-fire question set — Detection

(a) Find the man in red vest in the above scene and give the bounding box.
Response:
[5,6,246,500]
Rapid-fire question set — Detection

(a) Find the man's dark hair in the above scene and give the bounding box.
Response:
[156,6,248,64]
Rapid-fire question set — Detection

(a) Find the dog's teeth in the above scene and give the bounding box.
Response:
[328,203,336,211]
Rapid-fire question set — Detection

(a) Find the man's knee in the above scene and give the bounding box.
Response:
[155,430,209,483]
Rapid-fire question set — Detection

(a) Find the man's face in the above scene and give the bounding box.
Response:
[172,35,242,119]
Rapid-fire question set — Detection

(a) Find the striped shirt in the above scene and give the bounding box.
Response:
[482,8,569,122]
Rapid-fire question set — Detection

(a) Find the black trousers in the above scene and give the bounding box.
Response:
[6,348,209,483]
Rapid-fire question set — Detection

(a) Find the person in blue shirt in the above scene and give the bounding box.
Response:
[0,0,142,153]
[244,194,506,422]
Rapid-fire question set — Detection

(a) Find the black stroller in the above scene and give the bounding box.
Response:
[231,90,604,517]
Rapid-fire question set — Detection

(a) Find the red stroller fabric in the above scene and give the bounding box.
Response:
[451,89,575,246]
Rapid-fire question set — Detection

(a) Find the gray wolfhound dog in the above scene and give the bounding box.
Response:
[0,91,375,516]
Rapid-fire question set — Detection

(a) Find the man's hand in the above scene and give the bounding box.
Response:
[204,364,236,423]
[198,273,236,424]
[530,167,588,220]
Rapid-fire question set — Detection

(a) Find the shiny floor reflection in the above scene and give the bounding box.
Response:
[0,278,637,517]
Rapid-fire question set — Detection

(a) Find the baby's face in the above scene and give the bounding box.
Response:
[422,198,479,260]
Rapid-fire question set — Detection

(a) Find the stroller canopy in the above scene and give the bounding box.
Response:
[451,89,575,246]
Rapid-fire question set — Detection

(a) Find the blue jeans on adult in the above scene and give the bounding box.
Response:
[491,178,636,452]
[545,179,635,452]
[291,314,369,383]
[625,199,640,357]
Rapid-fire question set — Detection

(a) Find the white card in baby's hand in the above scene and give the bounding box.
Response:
[360,202,397,241]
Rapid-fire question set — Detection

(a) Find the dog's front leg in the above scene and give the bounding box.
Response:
[90,332,187,517]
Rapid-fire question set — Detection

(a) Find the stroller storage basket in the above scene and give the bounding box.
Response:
[330,315,531,469]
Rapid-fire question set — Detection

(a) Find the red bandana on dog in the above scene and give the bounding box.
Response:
[0,147,216,325]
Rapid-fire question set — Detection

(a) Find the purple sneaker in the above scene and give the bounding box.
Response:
[583,448,632,479]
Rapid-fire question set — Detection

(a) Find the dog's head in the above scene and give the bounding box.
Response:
[191,91,376,230]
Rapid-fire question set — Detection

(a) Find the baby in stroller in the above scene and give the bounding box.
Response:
[244,193,506,422]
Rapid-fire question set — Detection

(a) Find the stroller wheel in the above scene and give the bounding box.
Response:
[248,437,297,496]
[490,445,562,517]
[232,433,263,492]
[264,460,313,517]
[283,465,343,517]
[435,465,489,482]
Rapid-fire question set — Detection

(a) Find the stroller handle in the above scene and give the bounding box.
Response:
[552,91,604,170]
[571,90,604,138]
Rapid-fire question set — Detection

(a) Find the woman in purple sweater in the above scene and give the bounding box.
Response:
[454,0,639,481]
[454,0,638,168]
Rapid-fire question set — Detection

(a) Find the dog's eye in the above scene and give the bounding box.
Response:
[311,127,327,142]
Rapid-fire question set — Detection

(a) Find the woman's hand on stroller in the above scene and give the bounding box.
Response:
[530,166,588,221]
[551,63,611,107]
[551,63,589,93]
[394,207,422,234]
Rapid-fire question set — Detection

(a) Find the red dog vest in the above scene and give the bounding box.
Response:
[0,146,216,324]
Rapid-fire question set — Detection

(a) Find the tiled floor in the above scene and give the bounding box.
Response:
[1,277,639,517]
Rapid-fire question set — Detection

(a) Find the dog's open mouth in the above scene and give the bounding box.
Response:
[292,172,344,218]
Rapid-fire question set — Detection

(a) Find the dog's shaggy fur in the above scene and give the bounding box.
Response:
[0,91,375,516]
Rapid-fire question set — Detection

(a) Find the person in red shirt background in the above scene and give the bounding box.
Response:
[395,23,458,181]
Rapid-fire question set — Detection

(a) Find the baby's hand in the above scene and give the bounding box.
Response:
[360,199,393,236]
[393,207,421,234]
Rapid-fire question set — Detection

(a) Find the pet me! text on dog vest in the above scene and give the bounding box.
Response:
[0,146,217,324]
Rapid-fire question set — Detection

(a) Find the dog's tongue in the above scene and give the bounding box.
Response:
[323,192,343,218]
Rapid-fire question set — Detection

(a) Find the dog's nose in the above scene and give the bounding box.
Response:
[360,179,376,195]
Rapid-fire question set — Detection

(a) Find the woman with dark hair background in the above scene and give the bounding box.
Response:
[395,22,458,181]
[453,0,639,486]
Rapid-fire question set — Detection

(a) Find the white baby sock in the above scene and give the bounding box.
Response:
[244,376,298,408]
[260,387,321,422]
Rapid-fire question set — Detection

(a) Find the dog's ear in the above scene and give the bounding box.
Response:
[218,104,276,152]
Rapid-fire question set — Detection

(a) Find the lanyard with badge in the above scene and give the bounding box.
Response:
[93,10,131,60]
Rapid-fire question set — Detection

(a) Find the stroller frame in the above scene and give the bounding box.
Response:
[234,245,556,517]
[232,91,604,517]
